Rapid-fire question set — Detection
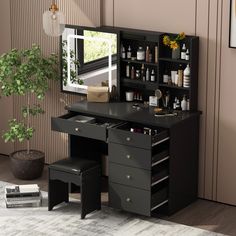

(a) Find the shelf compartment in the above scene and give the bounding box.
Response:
[121,58,158,67]
[159,57,190,64]
[152,149,169,167]
[109,123,169,150]
[121,78,159,91]
[159,83,190,91]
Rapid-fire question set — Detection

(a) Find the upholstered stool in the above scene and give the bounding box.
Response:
[48,158,101,219]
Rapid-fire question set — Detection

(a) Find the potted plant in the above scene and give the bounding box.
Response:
[163,32,186,59]
[0,44,59,180]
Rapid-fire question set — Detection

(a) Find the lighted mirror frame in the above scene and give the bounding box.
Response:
[66,33,113,93]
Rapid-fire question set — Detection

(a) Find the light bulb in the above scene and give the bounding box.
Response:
[43,3,65,37]
[51,13,57,20]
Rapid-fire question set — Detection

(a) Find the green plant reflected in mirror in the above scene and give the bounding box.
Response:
[61,25,118,95]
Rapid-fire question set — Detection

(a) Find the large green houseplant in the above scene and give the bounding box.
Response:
[0,44,58,180]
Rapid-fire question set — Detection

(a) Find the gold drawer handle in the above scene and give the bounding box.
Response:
[126,137,131,142]
[75,128,79,132]
[126,197,131,203]
[126,154,131,159]
[126,175,131,180]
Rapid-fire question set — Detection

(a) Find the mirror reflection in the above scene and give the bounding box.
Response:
[61,25,118,94]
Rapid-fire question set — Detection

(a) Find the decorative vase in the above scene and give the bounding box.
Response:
[172,47,180,59]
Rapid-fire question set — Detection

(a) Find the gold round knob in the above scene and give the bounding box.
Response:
[75,128,79,132]
[126,154,131,159]
[126,137,131,141]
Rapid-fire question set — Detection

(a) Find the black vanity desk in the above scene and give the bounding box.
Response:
[52,101,200,217]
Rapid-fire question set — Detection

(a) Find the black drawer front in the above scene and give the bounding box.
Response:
[109,143,151,170]
[109,183,151,216]
[109,128,152,149]
[109,127,169,149]
[109,163,151,190]
[51,114,107,141]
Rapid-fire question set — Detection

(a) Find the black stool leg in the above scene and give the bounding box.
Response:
[48,170,69,211]
[80,167,101,219]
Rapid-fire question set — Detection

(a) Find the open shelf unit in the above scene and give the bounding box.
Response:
[118,29,199,111]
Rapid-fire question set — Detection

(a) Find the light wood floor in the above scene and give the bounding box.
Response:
[1,155,236,236]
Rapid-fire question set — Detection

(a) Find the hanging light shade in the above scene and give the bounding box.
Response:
[43,0,65,37]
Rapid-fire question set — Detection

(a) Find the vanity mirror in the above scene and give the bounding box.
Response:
[60,25,118,95]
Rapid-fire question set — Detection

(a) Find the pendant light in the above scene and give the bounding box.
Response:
[43,0,65,37]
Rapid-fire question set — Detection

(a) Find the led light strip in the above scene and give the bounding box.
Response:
[67,34,113,92]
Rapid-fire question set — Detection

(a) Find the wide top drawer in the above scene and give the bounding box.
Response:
[52,113,122,142]
[109,123,169,149]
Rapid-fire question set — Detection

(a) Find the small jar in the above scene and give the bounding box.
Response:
[126,91,134,101]
[136,70,141,79]
[137,47,145,61]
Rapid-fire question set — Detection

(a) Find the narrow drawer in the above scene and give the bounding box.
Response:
[52,113,120,141]
[109,123,169,149]
[109,183,168,216]
[109,143,152,170]
[109,163,151,190]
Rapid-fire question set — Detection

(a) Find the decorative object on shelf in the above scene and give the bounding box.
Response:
[121,45,126,58]
[137,46,145,61]
[229,0,236,48]
[43,0,65,37]
[125,91,134,101]
[171,71,177,84]
[0,45,59,180]
[183,64,191,88]
[162,90,170,108]
[181,95,187,111]
[87,86,109,103]
[178,64,183,87]
[181,43,187,60]
[149,96,158,107]
[127,45,132,59]
[163,32,186,59]
[171,47,180,60]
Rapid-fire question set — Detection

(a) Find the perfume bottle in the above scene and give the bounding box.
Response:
[127,45,132,59]
[181,43,186,60]
[146,68,150,81]
[126,62,130,78]
[150,69,155,82]
[141,64,145,81]
[131,66,135,79]
[121,45,126,59]
[145,46,150,62]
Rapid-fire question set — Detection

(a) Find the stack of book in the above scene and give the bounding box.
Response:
[5,184,42,208]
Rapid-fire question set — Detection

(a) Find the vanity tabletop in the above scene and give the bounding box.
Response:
[66,101,200,129]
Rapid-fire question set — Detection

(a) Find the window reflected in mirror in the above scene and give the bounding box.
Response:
[61,25,118,95]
